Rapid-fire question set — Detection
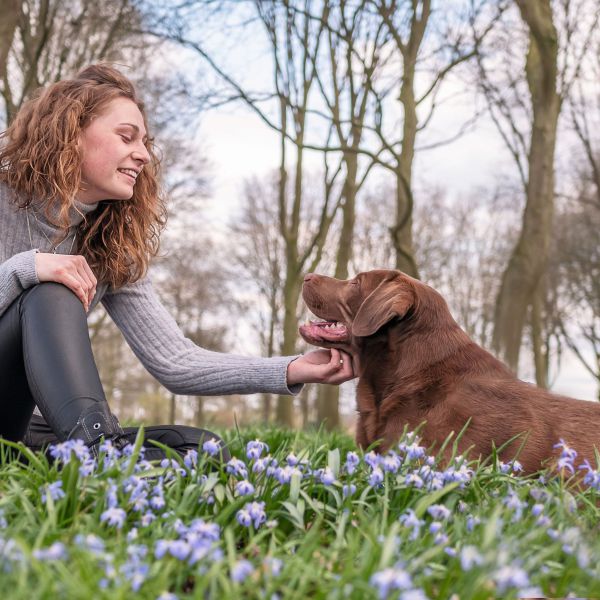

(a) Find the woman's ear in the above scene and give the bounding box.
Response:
[351,280,414,337]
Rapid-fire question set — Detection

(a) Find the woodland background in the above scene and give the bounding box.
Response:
[1,0,599,432]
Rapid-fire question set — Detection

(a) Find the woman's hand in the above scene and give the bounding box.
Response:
[287,348,355,386]
[35,253,97,312]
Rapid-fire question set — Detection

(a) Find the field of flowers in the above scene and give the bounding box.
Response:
[1,426,599,599]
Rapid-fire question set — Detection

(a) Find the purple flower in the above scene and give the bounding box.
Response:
[364,451,381,469]
[381,453,402,473]
[235,480,255,496]
[226,458,248,478]
[155,540,190,561]
[531,503,544,517]
[246,440,269,460]
[369,467,384,487]
[237,501,266,529]
[404,473,424,488]
[286,453,299,466]
[74,534,105,555]
[317,467,336,486]
[460,545,484,570]
[429,521,443,534]
[427,505,451,520]
[554,439,578,474]
[494,564,530,594]
[273,465,301,485]
[101,507,127,529]
[342,484,357,498]
[370,566,412,599]
[399,509,424,541]
[40,481,65,503]
[231,559,253,583]
[263,557,283,577]
[184,449,198,469]
[32,542,67,561]
[49,439,91,464]
[202,439,221,457]
[345,451,360,474]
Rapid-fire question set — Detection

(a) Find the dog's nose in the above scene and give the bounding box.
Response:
[304,273,315,282]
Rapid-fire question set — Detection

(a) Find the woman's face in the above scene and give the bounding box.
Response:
[78,97,150,203]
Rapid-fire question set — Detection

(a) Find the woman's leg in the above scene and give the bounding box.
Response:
[0,282,123,454]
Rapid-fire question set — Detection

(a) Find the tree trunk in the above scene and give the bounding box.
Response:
[195,396,204,428]
[169,392,176,424]
[0,0,20,123]
[492,0,561,372]
[392,61,419,278]
[530,282,548,389]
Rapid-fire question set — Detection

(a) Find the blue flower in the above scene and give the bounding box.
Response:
[235,480,255,496]
[237,501,266,529]
[381,453,402,473]
[342,484,357,498]
[404,473,424,488]
[246,440,269,460]
[263,556,283,577]
[317,467,336,486]
[226,458,249,478]
[427,505,451,520]
[369,467,384,487]
[101,507,127,529]
[231,559,254,583]
[49,439,91,464]
[370,566,412,599]
[345,451,360,474]
[494,564,530,594]
[202,439,221,457]
[32,542,67,561]
[40,481,65,503]
[460,545,484,570]
[184,449,198,469]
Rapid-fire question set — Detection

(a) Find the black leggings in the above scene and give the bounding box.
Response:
[0,282,229,461]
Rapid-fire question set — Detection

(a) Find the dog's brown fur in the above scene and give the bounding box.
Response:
[299,269,600,474]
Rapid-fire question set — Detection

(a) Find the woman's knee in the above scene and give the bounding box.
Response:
[22,282,81,309]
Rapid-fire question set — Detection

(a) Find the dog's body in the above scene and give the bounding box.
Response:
[299,269,600,474]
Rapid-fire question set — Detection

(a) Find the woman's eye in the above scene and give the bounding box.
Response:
[120,135,131,143]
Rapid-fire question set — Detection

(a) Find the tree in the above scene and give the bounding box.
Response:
[0,0,150,125]
[475,0,600,381]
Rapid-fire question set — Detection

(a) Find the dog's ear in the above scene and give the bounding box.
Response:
[352,280,414,337]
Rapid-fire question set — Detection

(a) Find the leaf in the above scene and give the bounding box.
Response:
[327,448,340,479]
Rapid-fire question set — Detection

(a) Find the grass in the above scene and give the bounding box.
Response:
[1,426,600,599]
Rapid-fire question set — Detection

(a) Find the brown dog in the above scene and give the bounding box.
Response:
[299,269,600,474]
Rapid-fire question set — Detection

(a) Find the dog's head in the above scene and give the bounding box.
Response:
[299,269,442,351]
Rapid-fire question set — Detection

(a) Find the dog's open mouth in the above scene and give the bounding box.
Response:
[299,319,349,345]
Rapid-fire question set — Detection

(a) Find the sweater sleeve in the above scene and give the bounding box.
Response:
[0,250,40,318]
[101,276,303,397]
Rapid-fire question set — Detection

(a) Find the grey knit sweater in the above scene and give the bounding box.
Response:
[0,182,301,397]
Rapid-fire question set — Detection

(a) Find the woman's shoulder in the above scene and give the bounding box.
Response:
[0,180,21,208]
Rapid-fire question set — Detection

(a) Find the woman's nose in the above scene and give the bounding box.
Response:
[132,142,151,165]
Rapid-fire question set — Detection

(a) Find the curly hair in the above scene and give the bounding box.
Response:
[0,64,167,289]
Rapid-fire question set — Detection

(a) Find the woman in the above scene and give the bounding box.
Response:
[0,64,354,461]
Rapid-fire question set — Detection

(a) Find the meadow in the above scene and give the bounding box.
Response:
[1,426,599,599]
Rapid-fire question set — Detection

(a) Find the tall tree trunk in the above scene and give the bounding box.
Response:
[316,151,358,430]
[530,282,548,389]
[392,61,419,278]
[492,0,561,372]
[275,119,305,427]
[195,396,204,428]
[169,393,176,424]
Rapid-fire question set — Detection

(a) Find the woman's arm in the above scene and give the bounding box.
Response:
[0,250,39,317]
[102,276,308,396]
